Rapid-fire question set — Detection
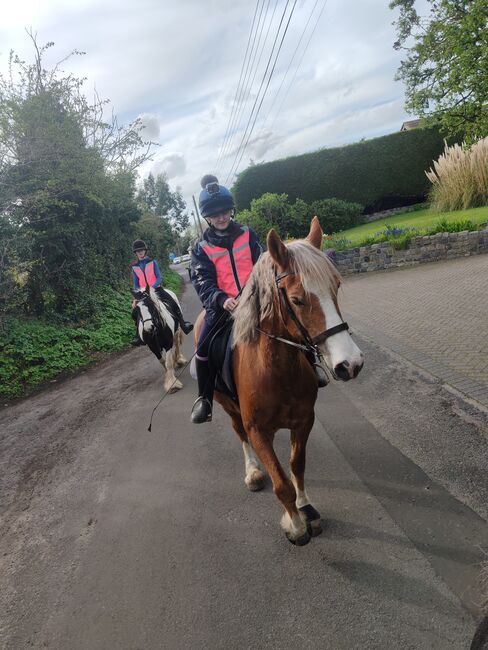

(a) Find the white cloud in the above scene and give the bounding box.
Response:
[0,0,429,207]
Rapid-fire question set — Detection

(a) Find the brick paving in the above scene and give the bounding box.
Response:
[340,254,488,408]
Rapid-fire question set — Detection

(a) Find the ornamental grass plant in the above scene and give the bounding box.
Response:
[426,138,488,211]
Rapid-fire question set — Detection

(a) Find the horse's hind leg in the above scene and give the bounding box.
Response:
[231,413,266,492]
[290,421,322,537]
[247,426,310,546]
[175,330,186,367]
[164,347,183,393]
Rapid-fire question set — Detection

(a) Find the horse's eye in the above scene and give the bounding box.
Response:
[291,297,304,306]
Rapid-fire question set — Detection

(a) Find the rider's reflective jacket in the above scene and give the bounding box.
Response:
[131,257,161,290]
[191,220,263,321]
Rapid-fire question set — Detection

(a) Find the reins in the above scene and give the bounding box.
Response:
[257,269,350,384]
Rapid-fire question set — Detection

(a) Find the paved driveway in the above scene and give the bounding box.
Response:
[340,254,488,408]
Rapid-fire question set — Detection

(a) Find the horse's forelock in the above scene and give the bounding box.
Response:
[232,240,340,347]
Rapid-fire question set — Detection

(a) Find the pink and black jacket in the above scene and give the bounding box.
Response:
[131,257,162,290]
[190,221,263,322]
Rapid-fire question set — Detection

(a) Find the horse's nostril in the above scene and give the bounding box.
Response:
[334,362,350,381]
[353,361,364,378]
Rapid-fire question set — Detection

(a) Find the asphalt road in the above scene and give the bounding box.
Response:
[1,266,488,649]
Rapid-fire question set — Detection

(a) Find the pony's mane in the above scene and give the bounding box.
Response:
[232,240,341,346]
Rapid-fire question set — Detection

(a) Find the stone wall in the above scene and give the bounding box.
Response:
[362,205,425,223]
[325,228,488,275]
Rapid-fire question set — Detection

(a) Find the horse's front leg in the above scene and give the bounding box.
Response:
[248,426,310,546]
[164,346,182,393]
[290,419,322,537]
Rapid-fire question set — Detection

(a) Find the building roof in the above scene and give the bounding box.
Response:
[400,118,422,131]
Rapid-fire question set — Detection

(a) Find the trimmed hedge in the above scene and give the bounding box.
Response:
[233,128,454,213]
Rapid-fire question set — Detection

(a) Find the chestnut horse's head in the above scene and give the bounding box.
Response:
[233,217,364,381]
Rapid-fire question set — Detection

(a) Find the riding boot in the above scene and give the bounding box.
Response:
[191,358,214,423]
[131,309,145,346]
[156,288,194,335]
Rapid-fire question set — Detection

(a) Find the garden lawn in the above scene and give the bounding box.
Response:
[338,205,488,245]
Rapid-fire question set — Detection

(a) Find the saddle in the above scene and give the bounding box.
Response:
[208,318,238,403]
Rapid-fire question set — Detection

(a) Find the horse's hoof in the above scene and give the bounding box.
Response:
[286,530,311,546]
[245,469,266,492]
[306,520,323,537]
[168,382,182,394]
[299,505,322,536]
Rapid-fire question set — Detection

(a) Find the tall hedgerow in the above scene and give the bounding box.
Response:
[233,128,455,213]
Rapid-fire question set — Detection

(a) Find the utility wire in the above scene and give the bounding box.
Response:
[215,0,267,172]
[214,0,261,171]
[224,0,298,185]
[222,0,293,185]
[257,0,321,137]
[217,0,280,176]
[268,0,328,136]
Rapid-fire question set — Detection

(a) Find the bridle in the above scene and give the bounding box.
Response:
[257,270,350,384]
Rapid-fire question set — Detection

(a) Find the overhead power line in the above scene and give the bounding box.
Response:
[267,0,328,136]
[224,0,298,185]
[257,0,321,137]
[214,0,261,171]
[215,0,268,172]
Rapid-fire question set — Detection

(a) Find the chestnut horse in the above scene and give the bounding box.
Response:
[194,217,364,545]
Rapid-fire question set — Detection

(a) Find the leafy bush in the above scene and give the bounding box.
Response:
[234,128,455,213]
[426,138,488,211]
[425,218,474,234]
[238,193,363,240]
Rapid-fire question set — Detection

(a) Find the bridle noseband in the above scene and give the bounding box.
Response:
[257,270,350,384]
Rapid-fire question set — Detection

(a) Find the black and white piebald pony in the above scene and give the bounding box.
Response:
[132,287,186,393]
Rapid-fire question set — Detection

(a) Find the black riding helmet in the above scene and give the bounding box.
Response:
[132,239,147,252]
[198,174,235,219]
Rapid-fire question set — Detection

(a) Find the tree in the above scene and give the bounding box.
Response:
[136,172,190,257]
[0,36,155,319]
[390,0,488,141]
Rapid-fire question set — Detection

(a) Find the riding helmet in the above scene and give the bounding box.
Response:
[198,175,235,219]
[132,239,147,252]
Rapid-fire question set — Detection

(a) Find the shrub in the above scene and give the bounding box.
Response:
[310,198,363,234]
[233,128,454,212]
[425,218,475,234]
[426,137,488,211]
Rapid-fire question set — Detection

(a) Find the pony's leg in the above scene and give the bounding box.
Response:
[229,413,266,491]
[164,347,182,393]
[175,330,187,367]
[290,422,322,537]
[247,427,310,546]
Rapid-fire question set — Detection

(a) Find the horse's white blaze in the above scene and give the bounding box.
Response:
[138,302,154,332]
[318,295,363,375]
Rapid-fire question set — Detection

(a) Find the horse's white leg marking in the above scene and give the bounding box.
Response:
[176,330,186,366]
[242,442,265,491]
[164,346,182,393]
[291,474,310,509]
[280,510,308,540]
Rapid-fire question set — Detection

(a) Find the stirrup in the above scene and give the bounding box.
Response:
[180,321,194,335]
[191,396,212,423]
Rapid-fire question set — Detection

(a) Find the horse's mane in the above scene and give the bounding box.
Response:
[232,240,341,346]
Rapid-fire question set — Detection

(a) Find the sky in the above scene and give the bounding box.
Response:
[0,0,423,211]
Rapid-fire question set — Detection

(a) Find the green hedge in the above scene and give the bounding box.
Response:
[233,128,454,213]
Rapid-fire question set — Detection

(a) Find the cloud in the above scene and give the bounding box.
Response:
[150,153,187,180]
[138,113,160,141]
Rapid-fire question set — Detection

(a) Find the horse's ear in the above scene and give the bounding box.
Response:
[267,228,289,270]
[306,216,323,249]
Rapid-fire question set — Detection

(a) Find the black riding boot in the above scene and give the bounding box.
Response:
[156,288,193,335]
[191,358,214,423]
[131,308,145,346]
